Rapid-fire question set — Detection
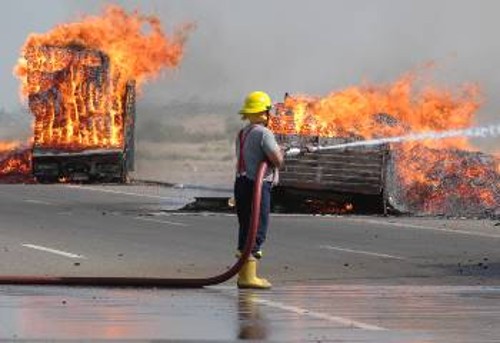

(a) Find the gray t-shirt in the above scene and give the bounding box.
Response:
[235,124,280,181]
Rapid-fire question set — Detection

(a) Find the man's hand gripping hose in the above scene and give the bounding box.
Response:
[0,162,269,288]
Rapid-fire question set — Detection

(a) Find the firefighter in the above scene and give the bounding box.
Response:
[235,91,283,289]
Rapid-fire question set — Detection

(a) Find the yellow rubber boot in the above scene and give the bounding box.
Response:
[237,257,272,289]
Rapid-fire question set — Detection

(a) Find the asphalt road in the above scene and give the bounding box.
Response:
[0,183,499,341]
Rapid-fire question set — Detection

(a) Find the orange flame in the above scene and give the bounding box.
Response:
[272,73,480,148]
[0,141,21,153]
[0,141,31,181]
[271,72,499,214]
[14,5,191,151]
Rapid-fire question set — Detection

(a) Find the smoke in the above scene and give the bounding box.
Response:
[1,0,500,153]
[0,107,32,142]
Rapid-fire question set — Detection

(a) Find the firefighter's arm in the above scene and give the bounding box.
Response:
[266,149,284,169]
[262,129,284,168]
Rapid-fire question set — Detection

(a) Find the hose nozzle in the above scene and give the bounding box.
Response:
[284,145,321,157]
[284,147,302,157]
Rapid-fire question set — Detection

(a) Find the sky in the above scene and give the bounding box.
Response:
[0,0,499,150]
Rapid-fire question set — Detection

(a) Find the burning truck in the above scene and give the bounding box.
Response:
[270,98,394,214]
[9,5,189,183]
[270,86,500,216]
[26,45,136,182]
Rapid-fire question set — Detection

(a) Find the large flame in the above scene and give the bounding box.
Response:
[272,73,480,147]
[13,5,190,151]
[270,72,499,214]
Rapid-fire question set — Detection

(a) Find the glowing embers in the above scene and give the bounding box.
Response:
[304,199,354,215]
[0,144,32,183]
[396,145,499,215]
[26,45,123,151]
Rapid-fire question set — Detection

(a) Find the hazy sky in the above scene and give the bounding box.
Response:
[1,0,499,149]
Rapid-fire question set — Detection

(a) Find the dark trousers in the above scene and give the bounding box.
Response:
[235,176,271,257]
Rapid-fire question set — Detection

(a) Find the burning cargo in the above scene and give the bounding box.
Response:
[26,45,136,182]
[10,5,189,184]
[274,133,392,214]
[270,91,500,216]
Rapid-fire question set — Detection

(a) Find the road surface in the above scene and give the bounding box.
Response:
[0,183,499,341]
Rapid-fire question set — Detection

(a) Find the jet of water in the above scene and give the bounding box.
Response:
[310,123,500,151]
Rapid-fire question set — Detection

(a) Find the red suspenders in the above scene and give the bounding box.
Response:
[237,125,257,176]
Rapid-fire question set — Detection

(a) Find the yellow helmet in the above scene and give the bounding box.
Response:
[239,91,272,116]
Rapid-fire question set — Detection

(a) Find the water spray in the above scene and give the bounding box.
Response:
[285,123,500,156]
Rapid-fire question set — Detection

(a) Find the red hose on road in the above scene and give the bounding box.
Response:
[0,162,269,288]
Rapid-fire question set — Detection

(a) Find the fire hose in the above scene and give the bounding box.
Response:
[0,162,269,288]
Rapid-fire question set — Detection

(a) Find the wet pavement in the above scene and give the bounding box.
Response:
[1,183,500,341]
[0,284,499,341]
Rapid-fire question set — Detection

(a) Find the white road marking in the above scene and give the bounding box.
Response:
[215,286,387,331]
[320,245,405,260]
[251,298,387,331]
[24,199,52,205]
[344,218,500,239]
[134,216,189,227]
[21,244,86,259]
